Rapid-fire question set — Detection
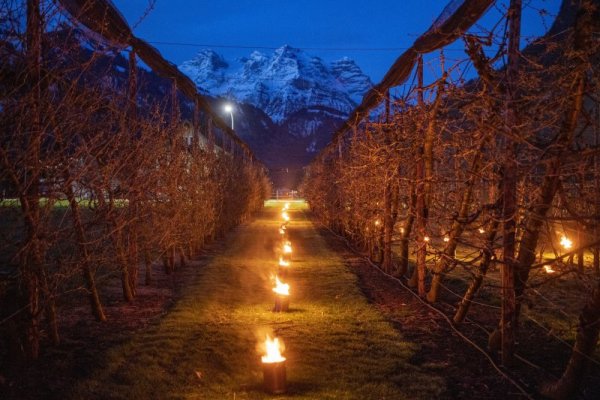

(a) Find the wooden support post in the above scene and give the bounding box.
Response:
[415,55,427,297]
[500,0,522,367]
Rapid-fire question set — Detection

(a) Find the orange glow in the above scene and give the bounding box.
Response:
[281,211,290,222]
[478,228,485,234]
[279,228,286,235]
[544,265,556,274]
[424,236,430,242]
[283,241,292,254]
[279,257,290,267]
[560,235,572,250]
[273,276,290,296]
[374,219,381,226]
[443,236,450,242]
[261,335,286,363]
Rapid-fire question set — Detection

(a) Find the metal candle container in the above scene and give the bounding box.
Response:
[262,359,287,394]
[273,294,289,312]
[272,276,290,312]
[261,336,287,394]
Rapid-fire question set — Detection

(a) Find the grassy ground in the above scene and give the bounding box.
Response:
[68,200,445,400]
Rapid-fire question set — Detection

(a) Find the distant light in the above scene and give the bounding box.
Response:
[374,220,381,226]
[424,236,430,242]
[544,265,555,274]
[560,235,573,250]
[224,104,233,113]
[478,228,485,234]
[443,236,450,242]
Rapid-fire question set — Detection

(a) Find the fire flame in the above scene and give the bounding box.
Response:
[544,265,556,274]
[282,212,290,222]
[279,228,286,235]
[478,228,485,234]
[283,241,292,254]
[261,335,285,363]
[284,202,290,210]
[560,235,572,250]
[273,276,290,296]
[443,236,450,242]
[374,219,381,226]
[279,257,290,267]
[424,236,430,242]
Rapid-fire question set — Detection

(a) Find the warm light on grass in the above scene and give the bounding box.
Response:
[69,199,445,399]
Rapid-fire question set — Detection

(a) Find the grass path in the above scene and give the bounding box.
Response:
[70,200,445,399]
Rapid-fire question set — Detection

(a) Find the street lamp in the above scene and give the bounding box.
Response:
[224,103,234,130]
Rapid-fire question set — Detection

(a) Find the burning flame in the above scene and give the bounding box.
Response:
[443,236,450,242]
[284,202,290,210]
[544,265,556,274]
[261,335,285,363]
[424,236,430,242]
[560,235,572,250]
[273,276,290,296]
[478,228,485,234]
[279,228,286,235]
[282,212,290,222]
[374,219,381,226]
[283,241,292,254]
[279,257,290,267]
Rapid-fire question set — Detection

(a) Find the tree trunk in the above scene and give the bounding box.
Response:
[401,181,416,279]
[144,249,153,285]
[413,56,427,296]
[163,251,170,274]
[65,180,106,321]
[18,0,44,360]
[427,152,480,303]
[114,229,134,302]
[497,0,522,366]
[382,181,395,273]
[489,48,586,355]
[41,267,59,346]
[541,277,600,399]
[453,219,499,324]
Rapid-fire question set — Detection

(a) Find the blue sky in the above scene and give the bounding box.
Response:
[112,0,562,83]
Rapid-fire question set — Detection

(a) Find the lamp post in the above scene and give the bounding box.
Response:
[224,103,234,130]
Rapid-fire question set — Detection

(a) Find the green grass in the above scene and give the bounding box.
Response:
[69,200,445,399]
[0,198,129,208]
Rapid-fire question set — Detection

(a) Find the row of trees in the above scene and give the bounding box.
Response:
[0,0,270,374]
[303,1,599,398]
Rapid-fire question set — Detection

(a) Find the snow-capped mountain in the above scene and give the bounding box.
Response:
[179,45,372,135]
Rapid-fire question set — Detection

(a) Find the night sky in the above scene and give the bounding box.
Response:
[113,0,561,83]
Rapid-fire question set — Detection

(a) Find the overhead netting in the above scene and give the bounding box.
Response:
[56,0,254,157]
[326,0,494,153]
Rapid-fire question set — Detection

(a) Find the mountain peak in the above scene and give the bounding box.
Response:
[274,44,299,56]
[180,46,373,124]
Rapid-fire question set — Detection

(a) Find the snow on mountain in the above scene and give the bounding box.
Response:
[179,45,373,126]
